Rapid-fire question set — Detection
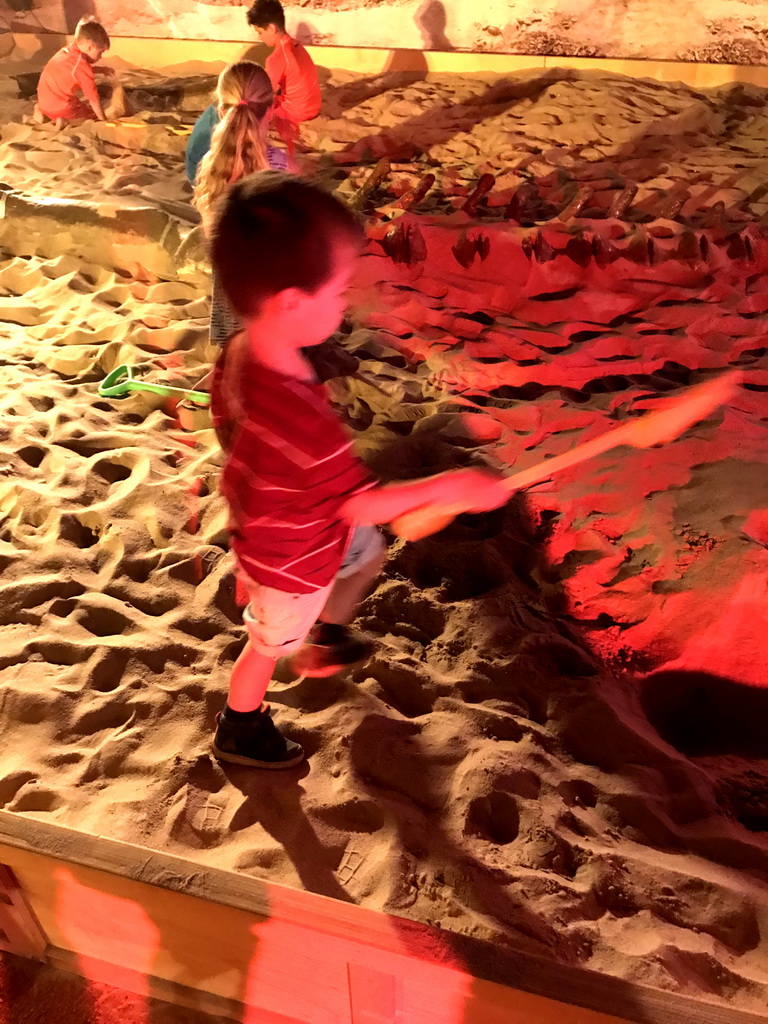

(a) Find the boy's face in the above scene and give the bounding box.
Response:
[254,22,281,47]
[292,247,355,346]
[79,40,106,62]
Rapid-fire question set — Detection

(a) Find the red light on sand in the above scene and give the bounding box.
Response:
[242,888,470,1024]
[663,574,768,686]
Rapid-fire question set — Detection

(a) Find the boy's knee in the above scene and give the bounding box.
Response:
[243,607,306,657]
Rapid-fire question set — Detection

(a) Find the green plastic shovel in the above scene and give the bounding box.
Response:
[98,365,211,406]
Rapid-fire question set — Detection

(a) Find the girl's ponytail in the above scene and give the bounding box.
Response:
[194,61,274,229]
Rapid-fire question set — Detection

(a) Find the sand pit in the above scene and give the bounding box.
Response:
[1,53,768,1014]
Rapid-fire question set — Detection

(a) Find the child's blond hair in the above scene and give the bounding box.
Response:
[74,16,110,49]
[194,61,274,228]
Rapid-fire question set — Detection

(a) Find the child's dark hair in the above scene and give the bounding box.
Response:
[75,16,110,48]
[211,172,363,317]
[246,0,286,31]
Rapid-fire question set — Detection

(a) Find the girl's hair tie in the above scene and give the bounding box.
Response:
[237,99,249,107]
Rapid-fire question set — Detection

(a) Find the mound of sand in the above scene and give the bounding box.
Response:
[1,59,768,1011]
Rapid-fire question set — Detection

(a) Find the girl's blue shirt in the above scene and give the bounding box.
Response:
[185,104,289,183]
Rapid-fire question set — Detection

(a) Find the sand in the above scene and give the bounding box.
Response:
[2,48,768,1013]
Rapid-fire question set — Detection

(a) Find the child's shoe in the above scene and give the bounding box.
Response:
[290,622,373,678]
[212,704,304,769]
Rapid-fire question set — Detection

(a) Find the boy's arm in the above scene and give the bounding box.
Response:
[186,104,218,183]
[342,467,509,526]
[277,33,301,84]
[73,60,106,120]
[275,34,321,117]
[264,46,285,96]
[88,96,107,120]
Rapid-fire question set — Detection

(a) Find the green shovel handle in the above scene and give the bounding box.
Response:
[98,365,211,406]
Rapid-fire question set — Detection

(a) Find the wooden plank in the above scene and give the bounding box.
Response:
[11,32,768,87]
[347,965,397,1023]
[0,812,761,1024]
[5,841,627,1024]
[45,947,305,1024]
[541,54,768,88]
[5,843,352,1024]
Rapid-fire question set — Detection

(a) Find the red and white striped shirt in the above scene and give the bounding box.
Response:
[211,333,377,594]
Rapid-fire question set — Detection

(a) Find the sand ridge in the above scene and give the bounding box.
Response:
[1,58,768,1009]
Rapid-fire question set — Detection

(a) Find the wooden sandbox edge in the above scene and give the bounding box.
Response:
[8,31,768,89]
[0,810,760,1024]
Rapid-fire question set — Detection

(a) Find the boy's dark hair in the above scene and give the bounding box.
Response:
[246,0,286,31]
[211,172,363,317]
[75,16,110,48]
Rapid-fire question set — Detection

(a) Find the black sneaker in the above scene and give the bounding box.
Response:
[290,622,374,679]
[212,704,304,769]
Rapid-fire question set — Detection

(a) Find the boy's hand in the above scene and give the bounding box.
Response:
[437,467,509,513]
[341,466,508,528]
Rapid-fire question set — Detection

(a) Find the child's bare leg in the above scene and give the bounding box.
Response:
[318,546,386,625]
[32,103,45,124]
[227,642,275,712]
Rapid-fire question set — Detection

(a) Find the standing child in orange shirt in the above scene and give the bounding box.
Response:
[246,0,322,148]
[35,17,121,125]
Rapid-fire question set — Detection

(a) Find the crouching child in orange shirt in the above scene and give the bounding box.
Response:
[209,172,509,769]
[35,17,118,125]
[246,0,321,148]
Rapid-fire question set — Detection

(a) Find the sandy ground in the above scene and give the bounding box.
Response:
[2,49,768,1012]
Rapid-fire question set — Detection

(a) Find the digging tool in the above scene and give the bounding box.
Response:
[98,365,211,406]
[391,372,740,541]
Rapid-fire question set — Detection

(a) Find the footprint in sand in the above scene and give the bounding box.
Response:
[166,758,229,849]
[7,779,62,813]
[16,444,46,468]
[57,514,100,548]
[465,790,521,845]
[0,771,38,807]
[353,656,438,718]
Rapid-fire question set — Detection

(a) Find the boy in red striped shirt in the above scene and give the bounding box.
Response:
[210,173,508,769]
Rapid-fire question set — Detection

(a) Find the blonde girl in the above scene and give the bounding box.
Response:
[193,61,293,345]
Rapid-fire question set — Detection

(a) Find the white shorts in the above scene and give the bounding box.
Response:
[239,525,384,658]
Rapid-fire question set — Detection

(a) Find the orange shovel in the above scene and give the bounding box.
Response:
[391,372,740,541]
